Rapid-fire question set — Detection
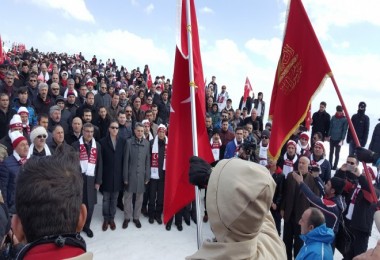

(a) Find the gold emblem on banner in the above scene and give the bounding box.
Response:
[278,44,302,95]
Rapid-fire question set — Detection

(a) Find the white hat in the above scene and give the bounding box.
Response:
[75,69,81,74]
[119,89,126,95]
[30,126,48,141]
[17,106,29,115]
[61,71,68,76]
[142,119,150,126]
[157,124,167,133]
[86,69,92,74]
[9,114,22,129]
[10,131,27,149]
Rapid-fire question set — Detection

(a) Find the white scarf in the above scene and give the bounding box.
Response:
[13,150,30,165]
[210,139,222,161]
[79,137,97,176]
[145,131,154,141]
[283,153,298,178]
[151,136,167,179]
[259,143,268,166]
[310,154,326,177]
[28,143,51,157]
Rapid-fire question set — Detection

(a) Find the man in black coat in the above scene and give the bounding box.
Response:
[311,101,330,140]
[72,123,103,238]
[347,102,370,155]
[0,93,16,139]
[148,125,167,225]
[99,121,126,231]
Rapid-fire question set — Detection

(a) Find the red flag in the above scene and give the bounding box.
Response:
[147,67,153,89]
[0,35,4,64]
[243,76,252,102]
[305,103,312,131]
[163,0,214,223]
[268,0,332,160]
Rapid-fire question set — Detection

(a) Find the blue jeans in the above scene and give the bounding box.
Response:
[102,191,118,221]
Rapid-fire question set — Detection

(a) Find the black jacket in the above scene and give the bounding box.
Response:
[0,107,16,139]
[369,122,380,154]
[346,111,370,146]
[99,135,126,192]
[311,110,331,138]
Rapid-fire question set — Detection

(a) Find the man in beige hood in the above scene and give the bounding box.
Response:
[187,157,286,260]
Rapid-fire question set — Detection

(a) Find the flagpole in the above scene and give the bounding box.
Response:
[185,0,203,249]
[330,75,378,203]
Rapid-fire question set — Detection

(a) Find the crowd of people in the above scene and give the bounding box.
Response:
[0,47,380,259]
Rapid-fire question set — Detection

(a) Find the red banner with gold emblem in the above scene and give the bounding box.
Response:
[268,0,332,160]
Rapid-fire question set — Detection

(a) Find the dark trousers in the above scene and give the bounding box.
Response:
[345,227,370,259]
[270,209,282,236]
[142,182,150,210]
[183,200,196,222]
[148,179,164,218]
[283,218,303,260]
[102,191,118,221]
[83,191,94,229]
[329,139,342,169]
[167,210,184,226]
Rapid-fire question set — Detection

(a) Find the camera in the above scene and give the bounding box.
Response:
[308,165,320,173]
[240,141,256,156]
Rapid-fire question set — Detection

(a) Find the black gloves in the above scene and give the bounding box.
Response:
[189,156,212,188]
[356,147,380,164]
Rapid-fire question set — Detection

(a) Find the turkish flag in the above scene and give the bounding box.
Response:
[268,0,332,160]
[147,67,153,89]
[243,76,252,102]
[163,0,214,223]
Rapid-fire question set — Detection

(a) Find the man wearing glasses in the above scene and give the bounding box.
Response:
[72,123,103,238]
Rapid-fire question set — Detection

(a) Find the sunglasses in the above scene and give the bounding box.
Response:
[29,80,37,82]
[110,126,119,129]
[346,161,355,165]
[262,136,269,139]
[37,134,47,139]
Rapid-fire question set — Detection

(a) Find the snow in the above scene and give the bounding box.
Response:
[86,142,380,259]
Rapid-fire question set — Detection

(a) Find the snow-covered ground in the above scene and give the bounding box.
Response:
[86,142,380,259]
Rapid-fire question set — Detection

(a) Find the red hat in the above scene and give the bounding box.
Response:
[142,119,150,126]
[67,91,75,97]
[286,140,297,149]
[17,106,29,116]
[300,132,309,141]
[86,79,94,86]
[314,141,325,152]
[10,131,27,149]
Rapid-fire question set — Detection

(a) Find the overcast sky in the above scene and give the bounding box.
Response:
[2,0,380,136]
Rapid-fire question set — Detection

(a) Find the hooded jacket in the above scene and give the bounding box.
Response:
[186,158,286,260]
[295,224,334,260]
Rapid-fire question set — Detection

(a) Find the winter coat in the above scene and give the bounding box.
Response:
[72,140,103,207]
[299,182,346,233]
[33,95,53,115]
[0,107,16,139]
[75,103,99,125]
[94,92,112,109]
[281,171,320,223]
[12,98,38,127]
[253,99,265,119]
[271,167,285,209]
[328,115,348,141]
[123,137,151,193]
[99,135,126,192]
[312,111,331,139]
[369,122,380,154]
[347,111,370,146]
[224,139,238,159]
[295,224,334,260]
[0,155,22,213]
[186,159,286,260]
[238,96,252,114]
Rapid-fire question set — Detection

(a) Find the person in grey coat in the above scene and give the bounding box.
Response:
[122,122,151,229]
[327,105,348,170]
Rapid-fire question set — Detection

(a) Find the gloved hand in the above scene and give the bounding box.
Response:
[189,156,212,188]
[355,147,380,164]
